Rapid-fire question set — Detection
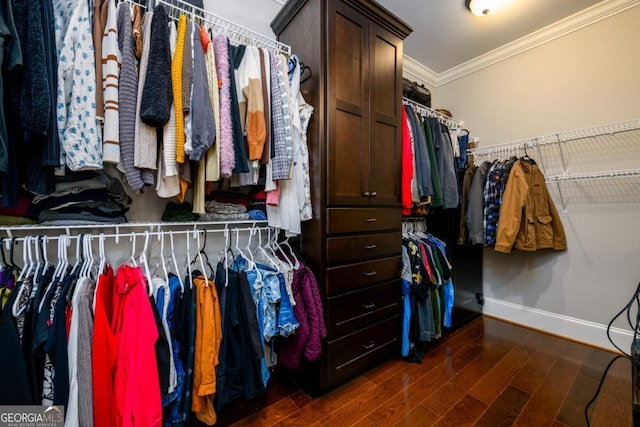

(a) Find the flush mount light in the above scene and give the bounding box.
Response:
[466,0,502,16]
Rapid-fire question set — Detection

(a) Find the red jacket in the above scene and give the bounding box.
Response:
[111,265,162,427]
[92,266,117,427]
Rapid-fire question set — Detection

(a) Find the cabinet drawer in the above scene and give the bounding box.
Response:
[326,280,401,338]
[325,255,401,295]
[326,231,401,265]
[326,208,402,234]
[326,315,399,386]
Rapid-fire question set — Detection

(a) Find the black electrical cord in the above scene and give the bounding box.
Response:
[585,281,640,426]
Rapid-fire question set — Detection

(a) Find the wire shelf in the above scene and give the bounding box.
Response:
[402,97,463,130]
[155,0,291,56]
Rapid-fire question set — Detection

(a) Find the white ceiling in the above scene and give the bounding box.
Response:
[212,0,635,84]
[375,0,603,74]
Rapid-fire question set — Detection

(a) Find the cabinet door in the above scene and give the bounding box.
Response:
[368,22,403,207]
[327,3,370,206]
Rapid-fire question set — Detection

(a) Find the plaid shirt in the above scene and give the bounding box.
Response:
[483,160,506,246]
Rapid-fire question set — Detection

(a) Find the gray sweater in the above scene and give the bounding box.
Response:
[189,25,216,162]
[117,3,145,191]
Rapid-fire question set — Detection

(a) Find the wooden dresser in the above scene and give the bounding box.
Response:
[272,0,412,392]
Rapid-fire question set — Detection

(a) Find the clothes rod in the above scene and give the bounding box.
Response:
[468,118,640,157]
[402,97,463,130]
[2,225,273,246]
[0,220,268,237]
[156,0,291,56]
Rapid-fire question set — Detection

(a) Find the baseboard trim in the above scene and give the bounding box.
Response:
[483,297,634,353]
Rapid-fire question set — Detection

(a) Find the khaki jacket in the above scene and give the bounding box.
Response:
[495,160,567,253]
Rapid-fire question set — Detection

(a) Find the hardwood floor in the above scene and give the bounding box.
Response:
[214,316,633,427]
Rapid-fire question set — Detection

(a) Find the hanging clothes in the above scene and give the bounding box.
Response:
[277,263,325,369]
[92,266,117,427]
[400,223,454,362]
[401,108,414,215]
[430,118,459,209]
[102,0,121,164]
[0,285,32,404]
[52,0,103,171]
[111,264,162,427]
[191,274,222,426]
[495,159,567,253]
[466,160,492,245]
[457,164,478,245]
[214,264,264,411]
[423,118,443,208]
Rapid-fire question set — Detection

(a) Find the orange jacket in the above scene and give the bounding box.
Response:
[191,276,223,425]
[495,160,566,253]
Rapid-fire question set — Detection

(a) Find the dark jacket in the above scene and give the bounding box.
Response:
[431,119,459,209]
[215,267,264,411]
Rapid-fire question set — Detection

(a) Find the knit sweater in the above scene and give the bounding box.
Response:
[201,25,220,182]
[172,16,187,164]
[213,34,234,177]
[11,0,49,144]
[161,22,179,179]
[102,0,121,164]
[117,3,144,191]
[140,6,172,128]
[134,10,157,172]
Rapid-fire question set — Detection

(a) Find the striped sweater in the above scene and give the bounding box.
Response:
[102,0,120,164]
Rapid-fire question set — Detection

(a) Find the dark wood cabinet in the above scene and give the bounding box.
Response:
[272,0,411,392]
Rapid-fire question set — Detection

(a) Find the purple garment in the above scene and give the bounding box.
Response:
[277,265,326,369]
[0,270,15,290]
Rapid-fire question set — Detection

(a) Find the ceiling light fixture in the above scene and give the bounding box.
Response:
[466,0,502,16]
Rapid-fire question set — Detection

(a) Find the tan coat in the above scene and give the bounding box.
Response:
[495,160,567,253]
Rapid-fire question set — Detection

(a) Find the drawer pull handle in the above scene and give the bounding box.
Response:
[362,191,371,197]
[362,302,376,309]
[363,271,377,277]
[363,244,377,249]
[362,341,376,350]
[370,191,377,197]
[363,218,377,223]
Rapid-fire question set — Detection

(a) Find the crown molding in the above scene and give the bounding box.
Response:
[405,0,640,87]
[402,54,438,87]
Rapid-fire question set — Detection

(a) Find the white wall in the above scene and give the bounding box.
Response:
[433,6,640,350]
[203,0,282,39]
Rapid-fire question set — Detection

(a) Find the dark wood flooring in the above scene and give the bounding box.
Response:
[217,316,633,427]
